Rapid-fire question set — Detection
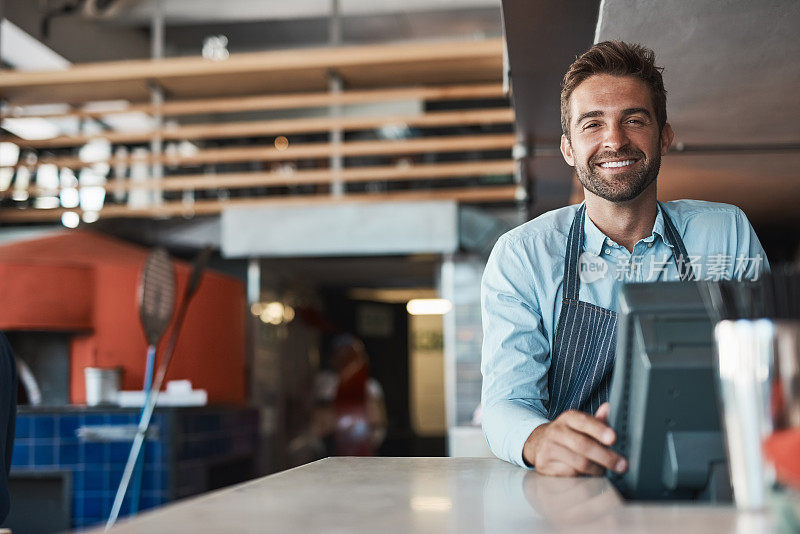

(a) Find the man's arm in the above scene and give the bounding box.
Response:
[481,237,627,475]
[481,236,552,467]
[734,207,770,278]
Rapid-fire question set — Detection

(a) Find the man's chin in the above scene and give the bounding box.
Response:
[579,170,656,203]
[582,181,646,203]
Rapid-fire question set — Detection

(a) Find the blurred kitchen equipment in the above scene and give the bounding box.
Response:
[17,358,42,406]
[107,246,211,530]
[714,319,774,511]
[703,268,800,512]
[117,379,208,407]
[84,367,122,407]
[138,248,176,397]
[131,247,176,513]
[764,321,800,530]
[772,322,800,429]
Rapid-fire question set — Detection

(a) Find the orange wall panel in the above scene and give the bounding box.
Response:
[69,263,247,405]
[0,231,247,406]
[0,262,94,331]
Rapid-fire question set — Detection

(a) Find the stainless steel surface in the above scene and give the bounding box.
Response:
[91,457,778,533]
[715,320,775,511]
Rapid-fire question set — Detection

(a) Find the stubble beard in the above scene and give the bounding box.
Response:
[575,148,661,203]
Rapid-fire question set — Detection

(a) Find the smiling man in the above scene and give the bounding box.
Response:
[480,41,768,475]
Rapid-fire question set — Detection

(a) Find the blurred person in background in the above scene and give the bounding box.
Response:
[289,334,386,464]
[321,334,387,456]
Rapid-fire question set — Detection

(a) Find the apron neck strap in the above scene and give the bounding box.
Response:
[563,204,586,301]
[563,202,695,300]
[658,201,695,281]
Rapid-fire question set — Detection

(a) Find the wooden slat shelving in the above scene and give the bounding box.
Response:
[0,39,520,221]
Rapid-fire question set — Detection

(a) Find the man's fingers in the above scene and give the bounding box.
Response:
[594,402,610,423]
[553,425,626,473]
[563,410,616,446]
[547,442,604,476]
[537,460,579,477]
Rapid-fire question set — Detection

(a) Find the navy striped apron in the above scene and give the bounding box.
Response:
[546,202,694,419]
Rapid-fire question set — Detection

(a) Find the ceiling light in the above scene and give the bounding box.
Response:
[407,299,452,315]
[260,302,285,325]
[79,139,112,163]
[82,211,100,223]
[0,143,20,167]
[11,167,30,201]
[1,118,60,140]
[0,19,70,71]
[61,211,80,228]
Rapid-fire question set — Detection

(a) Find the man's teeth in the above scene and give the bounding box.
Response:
[599,160,635,168]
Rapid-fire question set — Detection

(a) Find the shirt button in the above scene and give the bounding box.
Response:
[647,242,654,248]
[604,248,611,255]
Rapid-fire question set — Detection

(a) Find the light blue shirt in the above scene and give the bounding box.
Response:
[480,199,769,468]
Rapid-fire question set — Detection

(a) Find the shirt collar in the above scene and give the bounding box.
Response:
[581,201,674,255]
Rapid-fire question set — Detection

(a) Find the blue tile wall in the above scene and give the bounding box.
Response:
[12,411,171,529]
[12,408,258,530]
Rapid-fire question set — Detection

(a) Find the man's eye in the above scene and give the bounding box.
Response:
[584,122,600,129]
[627,119,645,125]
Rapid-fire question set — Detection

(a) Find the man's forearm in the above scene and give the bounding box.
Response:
[481,400,550,467]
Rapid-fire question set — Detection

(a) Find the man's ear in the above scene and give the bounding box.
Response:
[560,134,575,167]
[660,123,674,155]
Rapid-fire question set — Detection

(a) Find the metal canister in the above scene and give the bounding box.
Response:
[714,319,775,511]
[84,366,122,406]
[714,319,800,511]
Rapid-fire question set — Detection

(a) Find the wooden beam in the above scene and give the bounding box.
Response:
[0,39,504,104]
[6,108,514,149]
[0,185,521,221]
[10,133,516,169]
[1,160,516,197]
[2,83,506,120]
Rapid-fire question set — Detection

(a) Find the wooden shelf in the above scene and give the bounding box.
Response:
[2,160,516,197]
[0,39,504,105]
[5,109,514,149]
[2,83,505,120]
[0,39,521,220]
[0,185,522,222]
[14,133,516,169]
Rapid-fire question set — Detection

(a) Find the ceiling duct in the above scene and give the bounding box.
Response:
[81,0,142,18]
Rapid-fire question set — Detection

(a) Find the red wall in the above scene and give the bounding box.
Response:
[0,261,94,330]
[0,231,246,405]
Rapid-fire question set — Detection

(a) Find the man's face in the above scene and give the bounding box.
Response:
[560,74,673,202]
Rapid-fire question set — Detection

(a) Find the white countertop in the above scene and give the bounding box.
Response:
[95,457,778,533]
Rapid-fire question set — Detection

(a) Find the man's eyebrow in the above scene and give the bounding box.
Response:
[622,107,652,118]
[575,110,603,124]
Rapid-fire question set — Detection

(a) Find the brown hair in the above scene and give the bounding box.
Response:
[560,40,667,139]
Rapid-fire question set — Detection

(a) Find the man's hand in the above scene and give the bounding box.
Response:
[522,402,628,476]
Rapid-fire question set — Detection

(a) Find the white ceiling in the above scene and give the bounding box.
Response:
[92,0,501,24]
[595,0,800,147]
[593,0,800,225]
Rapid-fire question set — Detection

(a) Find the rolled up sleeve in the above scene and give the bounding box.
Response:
[480,236,551,468]
[734,207,770,278]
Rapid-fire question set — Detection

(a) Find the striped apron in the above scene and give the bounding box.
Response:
[546,202,694,419]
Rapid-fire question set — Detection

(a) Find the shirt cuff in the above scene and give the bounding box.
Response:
[509,416,548,469]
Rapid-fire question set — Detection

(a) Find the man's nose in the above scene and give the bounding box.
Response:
[602,124,629,150]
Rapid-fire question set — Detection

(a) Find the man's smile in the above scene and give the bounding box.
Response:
[597,159,637,169]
